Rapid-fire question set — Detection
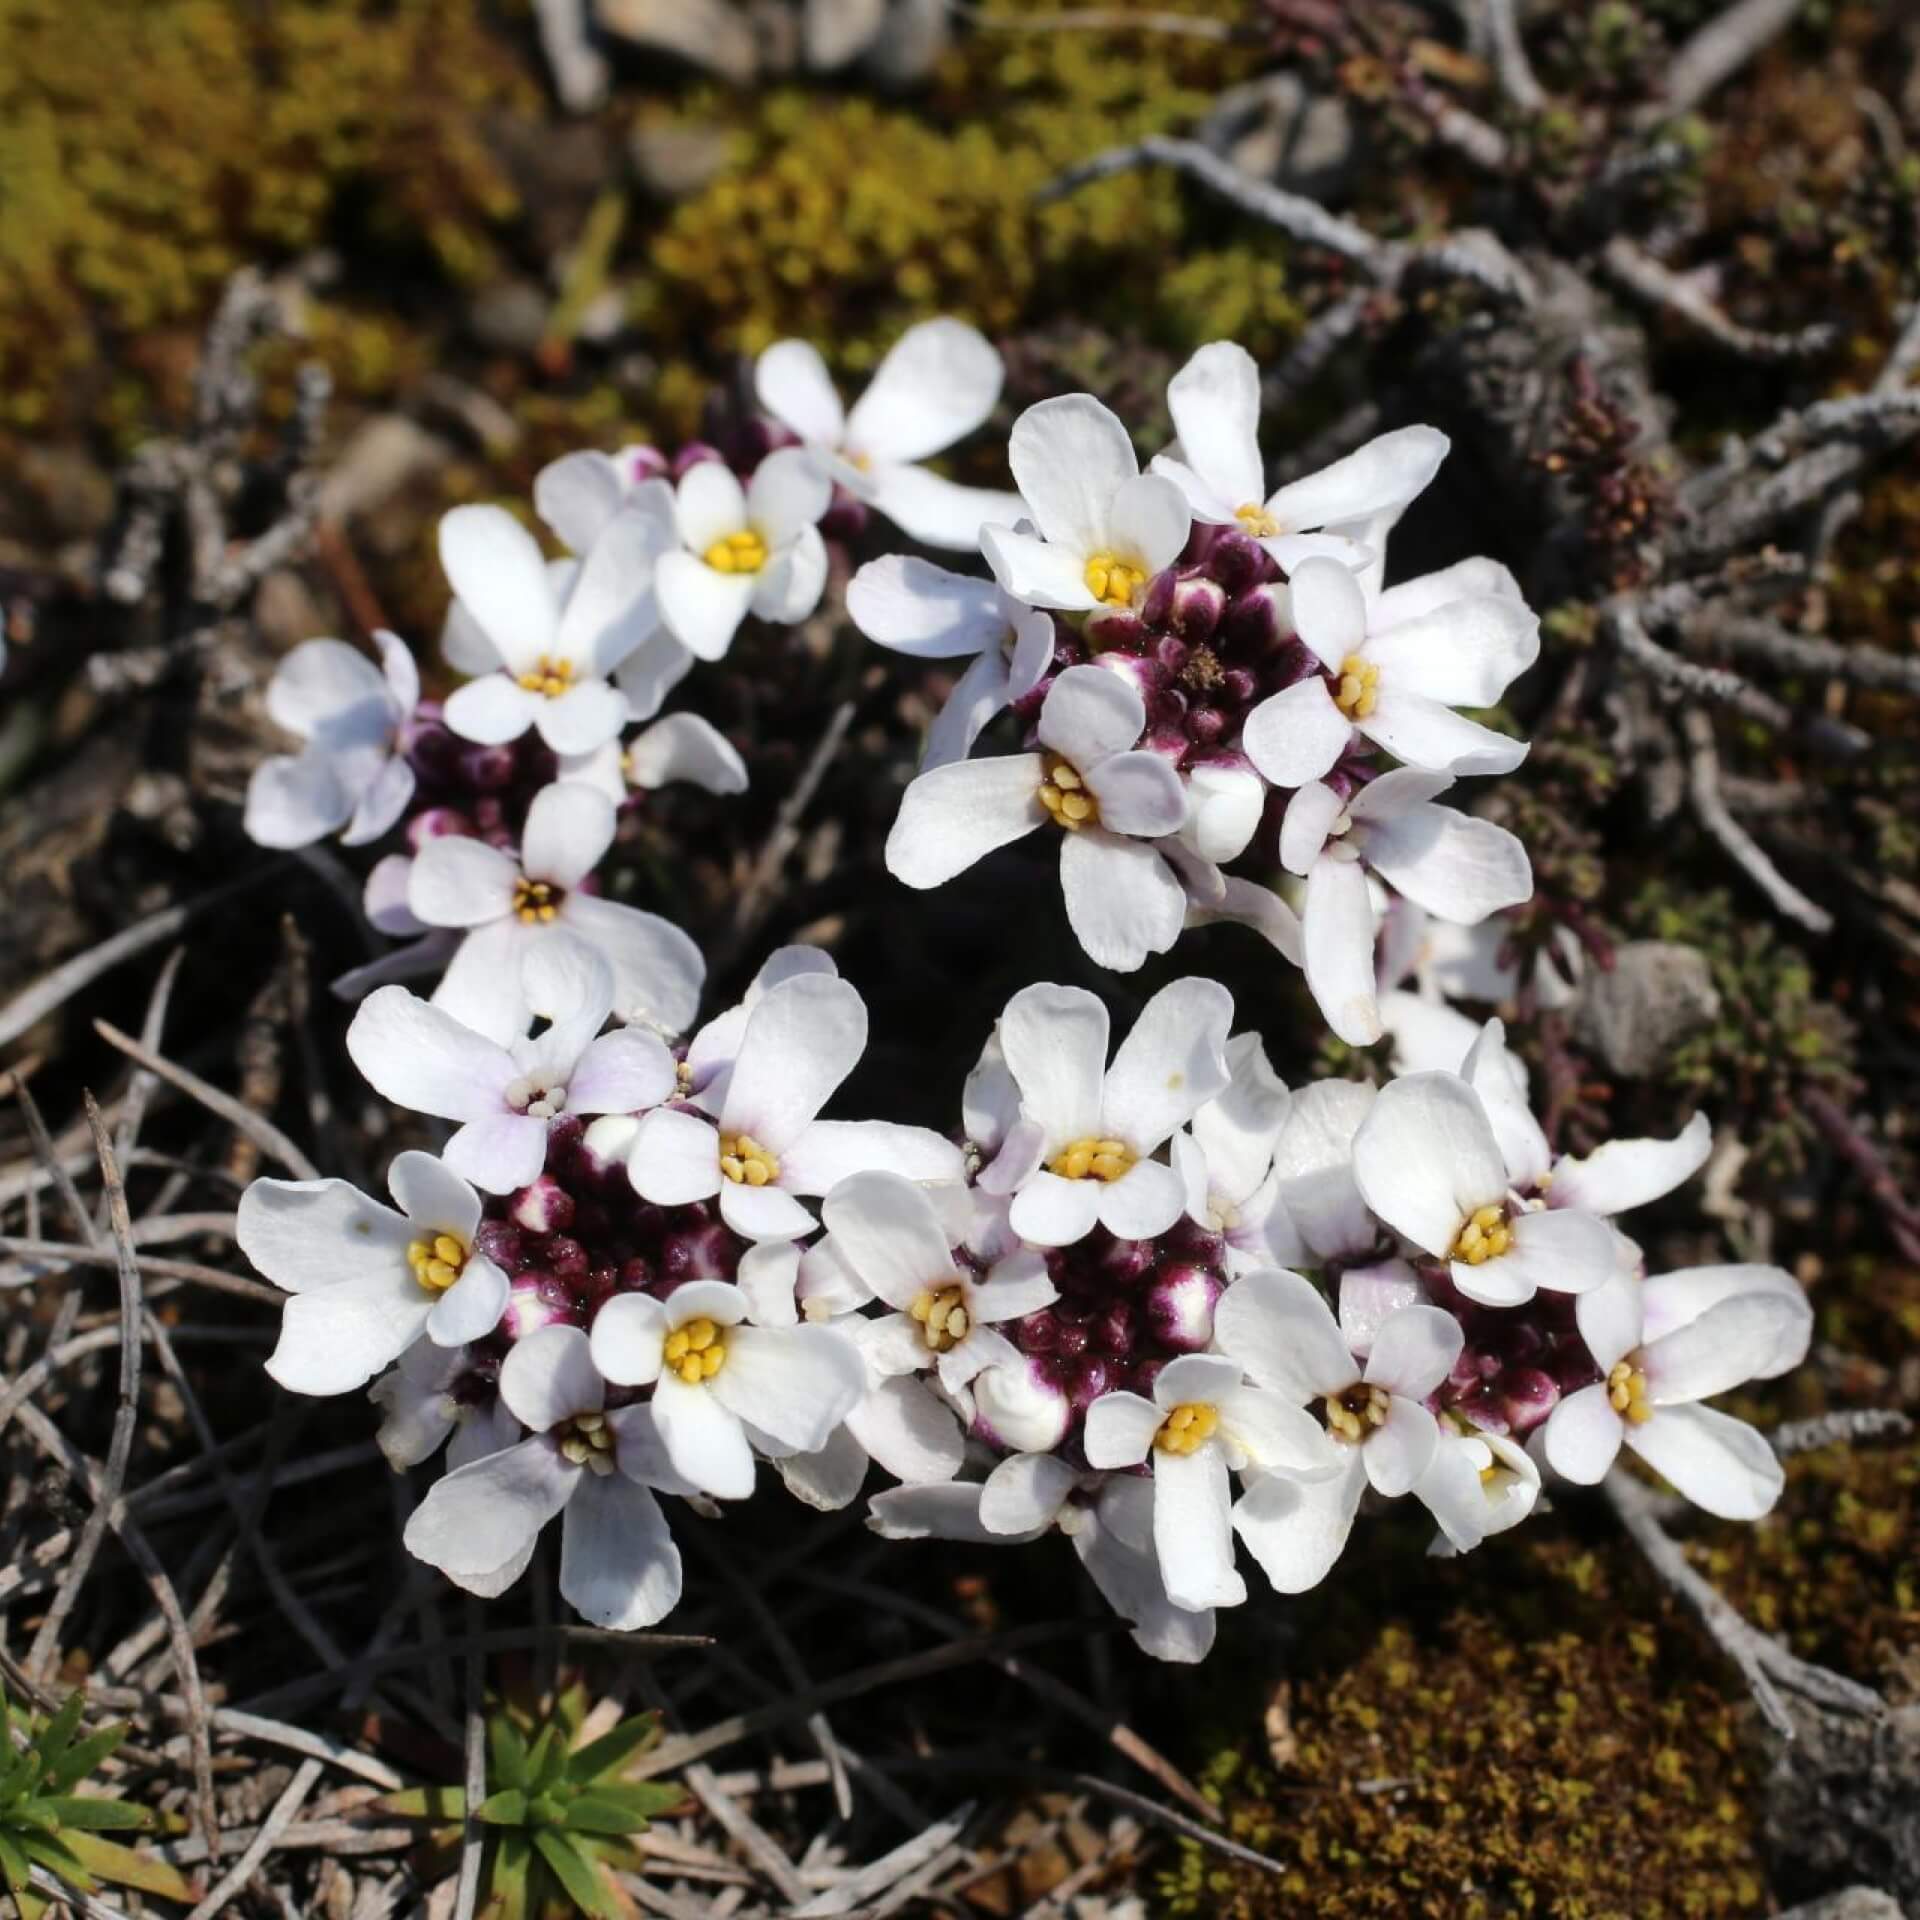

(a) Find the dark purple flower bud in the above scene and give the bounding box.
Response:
[662,1222,739,1285]
[1067,1356,1115,1410]
[623,445,671,484]
[1186,705,1227,748]
[1129,1354,1168,1399]
[404,721,463,785]
[671,441,726,480]
[406,806,475,850]
[1170,575,1227,643]
[1014,1308,1059,1353]
[461,743,518,792]
[1154,634,1192,678]
[1052,1313,1091,1360]
[473,1219,526,1273]
[1084,606,1145,653]
[1223,583,1286,653]
[1221,666,1259,707]
[1206,530,1266,595]
[1093,651,1163,715]
[819,489,869,542]
[1141,568,1179,629]
[509,1176,575,1237]
[1098,1238,1155,1286]
[503,1271,566,1338]
[1502,1368,1561,1435]
[1144,1264,1225,1352]
[1093,1299,1137,1360]
[1144,721,1192,764]
[619,1255,654,1292]
[544,1234,589,1277]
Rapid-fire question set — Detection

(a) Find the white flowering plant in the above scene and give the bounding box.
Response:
[231,323,1817,1662]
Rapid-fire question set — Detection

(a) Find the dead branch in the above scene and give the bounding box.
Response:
[1772,1408,1915,1457]
[1643,0,1808,125]
[1600,237,1836,361]
[1480,0,1546,112]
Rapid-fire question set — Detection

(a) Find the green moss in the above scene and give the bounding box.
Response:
[1162,1520,1769,1918]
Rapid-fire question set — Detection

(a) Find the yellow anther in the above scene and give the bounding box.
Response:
[674,1060,695,1096]
[1449,1202,1514,1266]
[665,1317,728,1384]
[512,877,562,926]
[514,655,576,699]
[1082,549,1146,608]
[554,1413,616,1474]
[1037,755,1103,833]
[1333,652,1380,721]
[407,1234,466,1295]
[1046,1135,1136,1182]
[1607,1359,1653,1426]
[702,528,768,575]
[718,1133,780,1186]
[909,1284,970,1353]
[1153,1401,1219,1456]
[1322,1383,1391,1444]
[1235,502,1281,539]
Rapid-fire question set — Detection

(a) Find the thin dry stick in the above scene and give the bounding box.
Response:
[0,1238,280,1306]
[791,1804,974,1918]
[1600,236,1835,361]
[93,1018,319,1179]
[1646,0,1807,122]
[27,1098,145,1680]
[1702,615,1920,698]
[105,946,186,1235]
[944,0,1234,35]
[452,1598,487,1920]
[1681,709,1834,934]
[185,1758,323,1920]
[1481,0,1545,110]
[1772,1408,1914,1456]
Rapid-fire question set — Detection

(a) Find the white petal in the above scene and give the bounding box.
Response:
[720,972,865,1153]
[1101,977,1233,1154]
[846,554,1009,658]
[265,637,388,737]
[1624,1404,1783,1519]
[386,1151,482,1242]
[1363,1305,1464,1401]
[408,836,519,928]
[442,597,501,675]
[1366,594,1539,708]
[1182,761,1265,864]
[521,781,615,888]
[1147,452,1235,523]
[867,1483,998,1543]
[1188,875,1304,968]
[755,338,846,445]
[267,1272,429,1395]
[1083,1390,1164,1468]
[1639,1264,1808,1377]
[1060,829,1185,972]
[1363,1395,1438,1496]
[1279,782,1343,878]
[1216,1387,1342,1476]
[499,1323,602,1431]
[1241,677,1352,789]
[1362,805,1532,925]
[425,1254,509,1345]
[432,921,534,1046]
[970,1345,1071,1454]
[438,506,557,673]
[746,445,832,547]
[1107,473,1191,574]
[443,674,539,746]
[652,1373,755,1499]
[968,1249,1057,1323]
[713,1324,865,1452]
[342,753,417,847]
[1214,1267,1354,1401]
[1361,688,1528,777]
[777,1119,964,1195]
[848,1375,966,1484]
[885,753,1045,887]
[558,895,705,1035]
[1351,1072,1506,1258]
[749,525,829,626]
[566,1029,676,1116]
[1417,1433,1504,1553]
[1264,426,1449,535]
[1270,1080,1375,1259]
[1642,1290,1812,1404]
[1007,1169,1105,1247]
[244,751,354,848]
[532,679,629,756]
[1007,393,1138,554]
[534,449,627,555]
[560,1473,682,1628]
[1552,1113,1712,1218]
[718,1180,818,1242]
[1165,340,1264,510]
[656,550,755,661]
[979,1451,1079,1533]
[1233,1451,1366,1593]
[776,1426,871,1510]
[847,317,1004,464]
[736,1239,801,1328]
[347,986,515,1122]
[980,525,1096,611]
[363,852,426,937]
[625,712,748,795]
[1036,664,1145,767]
[627,1106,722,1204]
[922,649,1015,772]
[1078,1484,1217,1663]
[1083,750,1187,840]
[1152,1443,1246,1611]
[403,1438,574,1595]
[616,626,696,724]
[672,460,748,550]
[1288,557,1369,671]
[998,981,1107,1145]
[590,1292,669,1386]
[1303,853,1383,1048]
[1452,1205,1617,1307]
[821,1170,956,1311]
[1575,1272,1645,1374]
[1371,556,1520,626]
[238,1176,410,1294]
[867,465,1024,552]
[1542,1382,1623,1484]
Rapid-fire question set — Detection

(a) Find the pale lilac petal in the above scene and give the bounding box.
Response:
[1271,1080,1376,1260]
[265,637,389,737]
[408,836,519,928]
[968,1250,1057,1323]
[346,987,515,1122]
[1093,1159,1183,1241]
[521,782,615,888]
[499,1323,602,1430]
[922,649,1014,771]
[558,895,705,1035]
[1084,750,1187,839]
[403,1438,575,1596]
[616,627,696,724]
[673,460,748,550]
[746,446,832,547]
[560,1473,682,1628]
[267,1272,427,1394]
[845,1376,965,1484]
[566,1029,676,1115]
[1639,1264,1808,1377]
[341,754,416,847]
[244,751,353,849]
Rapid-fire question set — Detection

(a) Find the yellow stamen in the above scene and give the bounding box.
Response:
[1607,1359,1653,1426]
[514,654,576,699]
[663,1316,729,1384]
[554,1413,617,1475]
[718,1131,779,1186]
[1153,1401,1219,1456]
[406,1234,467,1295]
[1448,1202,1514,1267]
[1037,756,1103,834]
[702,528,768,575]
[1322,1383,1391,1443]
[1082,549,1146,609]
[512,877,561,926]
[909,1283,970,1353]
[1046,1135,1136,1182]
[1235,502,1281,539]
[1333,653,1380,721]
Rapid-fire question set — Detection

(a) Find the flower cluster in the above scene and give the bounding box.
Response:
[235,322,1810,1658]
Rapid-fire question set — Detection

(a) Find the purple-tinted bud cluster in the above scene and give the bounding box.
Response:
[399,700,560,854]
[999,1218,1230,1456]
[1423,1265,1603,1437]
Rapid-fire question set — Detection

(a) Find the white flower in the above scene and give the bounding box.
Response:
[870,1463,1218,1664]
[1638,1263,1810,1375]
[654,449,831,662]
[625,971,963,1241]
[1542,1269,1810,1519]
[1416,1423,1540,1554]
[1169,1032,1298,1273]
[346,932,676,1193]
[1241,555,1538,788]
[406,781,704,1046]
[244,630,419,849]
[1150,340,1447,569]
[371,1339,519,1471]
[992,977,1233,1246]
[239,1151,510,1395]
[821,1170,1058,1394]
[558,712,748,805]
[1217,1272,1463,1592]
[847,554,1055,770]
[885,664,1190,971]
[980,394,1191,614]
[588,1280,865,1500]
[1278,769,1533,1047]
[1351,1071,1619,1307]
[403,1325,686,1626]
[1085,1350,1338,1612]
[437,499,677,756]
[1268,1079,1377,1265]
[755,319,1023,550]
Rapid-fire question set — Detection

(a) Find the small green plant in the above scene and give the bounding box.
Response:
[0,1683,194,1917]
[378,1680,688,1919]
